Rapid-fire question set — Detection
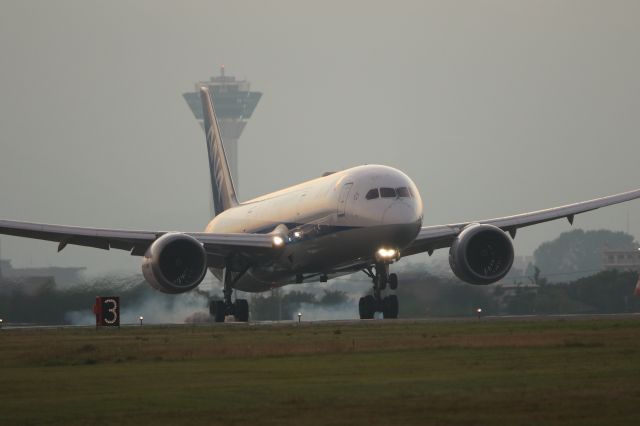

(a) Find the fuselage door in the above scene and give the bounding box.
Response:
[337,182,353,217]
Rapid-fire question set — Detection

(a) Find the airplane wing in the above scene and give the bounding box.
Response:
[0,219,277,258]
[403,187,640,257]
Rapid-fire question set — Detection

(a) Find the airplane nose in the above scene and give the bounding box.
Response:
[382,201,421,225]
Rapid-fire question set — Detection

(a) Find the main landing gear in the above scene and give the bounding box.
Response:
[359,263,399,319]
[209,268,249,323]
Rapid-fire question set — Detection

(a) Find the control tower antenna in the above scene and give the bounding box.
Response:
[183,67,261,191]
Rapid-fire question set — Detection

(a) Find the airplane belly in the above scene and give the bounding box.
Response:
[245,222,421,285]
[286,223,419,269]
[208,266,275,292]
[206,219,421,292]
[233,273,275,292]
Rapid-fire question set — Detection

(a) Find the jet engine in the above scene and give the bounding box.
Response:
[142,233,208,294]
[448,223,514,285]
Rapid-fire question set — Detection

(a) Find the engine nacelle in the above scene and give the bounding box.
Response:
[142,233,208,294]
[449,223,514,285]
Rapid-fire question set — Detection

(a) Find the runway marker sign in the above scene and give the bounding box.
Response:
[93,296,120,327]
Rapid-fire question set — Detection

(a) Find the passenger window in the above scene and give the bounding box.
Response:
[365,189,379,200]
[396,187,410,198]
[380,187,396,198]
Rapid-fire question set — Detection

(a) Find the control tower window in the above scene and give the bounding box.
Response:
[396,187,410,198]
[365,189,379,200]
[380,187,396,198]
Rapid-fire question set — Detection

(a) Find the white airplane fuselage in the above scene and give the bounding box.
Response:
[205,164,424,292]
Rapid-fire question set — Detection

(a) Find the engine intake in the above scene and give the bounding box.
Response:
[142,233,208,294]
[449,223,514,285]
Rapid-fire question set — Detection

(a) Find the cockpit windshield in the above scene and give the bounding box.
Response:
[365,188,379,200]
[380,187,396,198]
[396,187,410,198]
[365,186,414,200]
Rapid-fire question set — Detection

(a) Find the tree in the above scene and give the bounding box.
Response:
[533,229,636,282]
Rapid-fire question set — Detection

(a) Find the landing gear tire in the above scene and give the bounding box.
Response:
[234,299,249,322]
[211,300,226,323]
[359,295,376,319]
[209,266,252,323]
[388,273,398,290]
[360,264,400,320]
[382,295,399,319]
[378,274,387,290]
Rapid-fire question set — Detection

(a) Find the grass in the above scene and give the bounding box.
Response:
[1,318,640,425]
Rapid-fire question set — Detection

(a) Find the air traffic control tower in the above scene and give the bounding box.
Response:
[183,66,262,187]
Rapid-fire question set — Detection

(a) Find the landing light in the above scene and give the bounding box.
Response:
[376,248,397,259]
[293,231,302,239]
[273,236,285,247]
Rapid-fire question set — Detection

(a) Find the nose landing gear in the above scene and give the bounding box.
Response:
[359,264,399,319]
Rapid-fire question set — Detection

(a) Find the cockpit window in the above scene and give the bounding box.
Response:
[408,187,415,198]
[396,187,410,198]
[365,188,379,200]
[380,187,396,198]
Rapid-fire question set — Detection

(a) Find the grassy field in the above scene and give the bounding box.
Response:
[1,317,640,425]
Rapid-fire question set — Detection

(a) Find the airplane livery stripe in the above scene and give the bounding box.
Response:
[200,87,238,215]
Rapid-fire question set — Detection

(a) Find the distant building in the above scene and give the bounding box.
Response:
[602,246,640,272]
[0,276,55,296]
[0,258,85,286]
[183,66,262,188]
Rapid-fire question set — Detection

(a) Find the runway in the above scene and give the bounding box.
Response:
[2,312,638,330]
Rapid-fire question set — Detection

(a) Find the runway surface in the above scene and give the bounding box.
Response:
[2,312,639,330]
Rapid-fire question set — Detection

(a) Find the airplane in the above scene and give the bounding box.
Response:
[1,86,639,322]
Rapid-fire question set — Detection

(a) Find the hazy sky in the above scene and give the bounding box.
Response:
[0,0,639,275]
